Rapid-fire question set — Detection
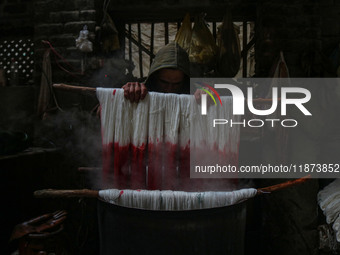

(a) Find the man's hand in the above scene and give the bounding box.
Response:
[194,88,214,106]
[122,82,148,103]
[194,89,204,103]
[10,210,67,241]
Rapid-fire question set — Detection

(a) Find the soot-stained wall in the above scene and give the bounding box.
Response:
[1,1,340,254]
[1,0,340,85]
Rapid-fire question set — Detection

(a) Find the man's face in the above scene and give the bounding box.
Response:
[155,69,185,94]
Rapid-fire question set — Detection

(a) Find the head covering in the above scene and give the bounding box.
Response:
[145,42,190,89]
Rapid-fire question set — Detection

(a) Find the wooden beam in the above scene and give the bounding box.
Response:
[165,22,169,45]
[241,37,255,58]
[128,23,132,63]
[242,20,248,77]
[150,22,155,66]
[138,23,143,78]
[124,31,155,58]
[108,4,257,23]
[213,21,217,43]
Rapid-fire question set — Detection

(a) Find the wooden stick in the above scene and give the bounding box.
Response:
[34,189,99,198]
[34,176,311,198]
[78,167,102,172]
[52,83,277,103]
[256,175,311,195]
[53,83,96,93]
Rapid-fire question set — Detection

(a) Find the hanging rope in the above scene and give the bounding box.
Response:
[41,40,83,77]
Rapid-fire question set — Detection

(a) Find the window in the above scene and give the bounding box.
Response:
[124,20,255,79]
[0,38,34,85]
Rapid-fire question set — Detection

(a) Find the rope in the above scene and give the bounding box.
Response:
[41,40,83,77]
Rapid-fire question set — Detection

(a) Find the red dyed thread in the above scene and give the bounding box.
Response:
[118,190,124,198]
[41,40,83,77]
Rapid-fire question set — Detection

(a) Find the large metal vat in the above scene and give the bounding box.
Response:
[97,198,247,255]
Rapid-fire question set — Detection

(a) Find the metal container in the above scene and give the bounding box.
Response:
[97,198,247,255]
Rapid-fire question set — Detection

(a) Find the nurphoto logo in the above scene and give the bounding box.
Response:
[199,83,312,128]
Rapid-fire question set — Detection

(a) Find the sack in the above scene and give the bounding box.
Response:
[175,13,192,53]
[100,12,120,53]
[189,14,218,67]
[75,25,93,53]
[216,11,241,77]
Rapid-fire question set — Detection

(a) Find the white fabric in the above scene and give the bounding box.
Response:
[97,88,238,150]
[178,95,191,149]
[147,92,166,148]
[318,179,340,242]
[188,94,240,174]
[332,213,340,242]
[333,213,340,232]
[164,93,181,144]
[131,93,149,147]
[99,188,257,211]
[96,88,240,189]
[97,89,193,147]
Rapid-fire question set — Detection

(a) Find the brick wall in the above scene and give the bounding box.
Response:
[319,1,340,57]
[33,0,97,84]
[255,0,323,77]
[1,0,340,84]
[0,0,34,37]
[255,0,340,78]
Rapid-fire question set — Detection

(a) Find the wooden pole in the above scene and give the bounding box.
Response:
[242,20,248,77]
[34,176,311,198]
[256,175,311,195]
[78,167,102,172]
[52,83,96,93]
[52,83,278,104]
[34,189,99,198]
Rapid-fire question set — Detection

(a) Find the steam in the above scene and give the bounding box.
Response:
[0,87,36,137]
[87,57,135,88]
[34,108,103,189]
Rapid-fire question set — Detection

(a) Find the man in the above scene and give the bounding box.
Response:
[122,41,190,103]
